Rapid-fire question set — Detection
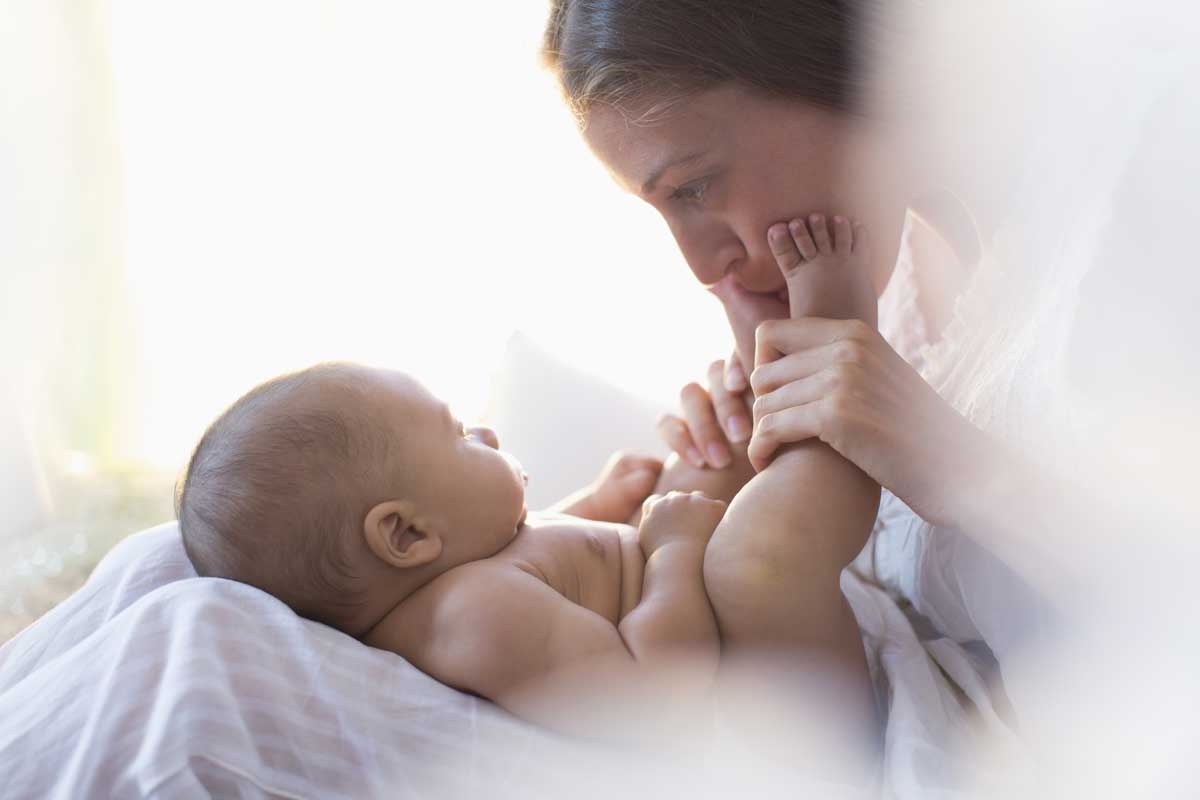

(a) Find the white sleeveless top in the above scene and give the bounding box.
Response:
[840,215,1038,795]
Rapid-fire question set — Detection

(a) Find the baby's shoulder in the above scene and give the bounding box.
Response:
[400,555,549,621]
[368,559,548,659]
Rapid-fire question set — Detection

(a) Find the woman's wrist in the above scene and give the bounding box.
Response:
[943,437,1018,533]
[914,419,1015,533]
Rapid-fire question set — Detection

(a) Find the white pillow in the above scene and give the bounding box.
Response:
[484,331,668,508]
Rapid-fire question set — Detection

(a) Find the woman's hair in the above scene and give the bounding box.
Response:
[542,0,875,123]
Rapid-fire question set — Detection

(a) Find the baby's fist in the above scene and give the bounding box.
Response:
[637,491,727,556]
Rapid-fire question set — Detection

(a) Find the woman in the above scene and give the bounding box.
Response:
[537,0,1169,784]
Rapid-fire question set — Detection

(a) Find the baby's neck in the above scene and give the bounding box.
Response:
[350,561,444,640]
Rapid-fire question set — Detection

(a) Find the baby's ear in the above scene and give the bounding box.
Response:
[363,500,443,569]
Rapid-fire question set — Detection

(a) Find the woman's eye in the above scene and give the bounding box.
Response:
[670,178,710,204]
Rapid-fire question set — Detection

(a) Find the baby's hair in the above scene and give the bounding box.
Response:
[176,362,383,631]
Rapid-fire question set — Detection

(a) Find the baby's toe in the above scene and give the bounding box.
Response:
[769,223,804,273]
[851,221,871,255]
[809,214,833,254]
[833,216,853,254]
[788,218,818,262]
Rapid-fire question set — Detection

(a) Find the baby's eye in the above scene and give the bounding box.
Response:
[670,177,710,204]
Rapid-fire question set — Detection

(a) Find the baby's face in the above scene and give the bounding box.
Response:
[367,370,527,559]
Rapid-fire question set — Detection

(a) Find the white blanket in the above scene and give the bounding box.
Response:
[0,524,623,799]
[1,523,886,799]
[0,518,1029,799]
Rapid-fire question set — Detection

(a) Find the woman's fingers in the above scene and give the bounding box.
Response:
[747,403,824,472]
[750,336,882,396]
[751,349,830,397]
[754,316,874,367]
[679,382,732,468]
[724,349,748,393]
[708,360,752,444]
[752,365,856,426]
[656,413,706,469]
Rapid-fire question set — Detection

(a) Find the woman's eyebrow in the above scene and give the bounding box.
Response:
[641,151,706,196]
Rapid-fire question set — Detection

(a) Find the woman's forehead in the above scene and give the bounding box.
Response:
[582,85,839,195]
[582,96,727,195]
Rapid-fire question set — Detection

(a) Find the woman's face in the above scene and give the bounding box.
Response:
[584,84,909,334]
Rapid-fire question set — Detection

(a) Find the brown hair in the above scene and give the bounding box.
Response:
[542,0,874,123]
[177,363,381,631]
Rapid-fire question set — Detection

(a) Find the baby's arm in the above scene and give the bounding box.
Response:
[548,451,663,521]
[549,433,754,526]
[369,493,723,742]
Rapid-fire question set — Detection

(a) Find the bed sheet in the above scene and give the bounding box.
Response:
[1,524,864,799]
[0,518,1033,799]
[0,525,598,798]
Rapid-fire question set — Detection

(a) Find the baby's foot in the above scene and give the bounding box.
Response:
[767,214,878,326]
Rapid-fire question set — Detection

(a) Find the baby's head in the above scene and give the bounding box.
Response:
[177,363,527,636]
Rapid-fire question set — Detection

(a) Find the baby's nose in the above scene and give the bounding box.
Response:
[469,426,499,450]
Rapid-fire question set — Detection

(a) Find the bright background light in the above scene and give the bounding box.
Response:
[108,0,730,469]
[0,0,729,639]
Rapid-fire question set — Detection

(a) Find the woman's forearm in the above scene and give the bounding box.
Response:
[942,441,1094,612]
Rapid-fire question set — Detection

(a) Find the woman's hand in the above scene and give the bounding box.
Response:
[731,212,996,530]
[656,352,753,470]
[748,315,994,529]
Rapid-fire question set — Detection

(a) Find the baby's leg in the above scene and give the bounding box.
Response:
[703,215,881,779]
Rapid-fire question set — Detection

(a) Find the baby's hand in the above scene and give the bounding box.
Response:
[580,451,664,523]
[637,491,727,557]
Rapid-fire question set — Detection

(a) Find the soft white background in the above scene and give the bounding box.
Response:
[1,0,732,495]
[109,0,729,468]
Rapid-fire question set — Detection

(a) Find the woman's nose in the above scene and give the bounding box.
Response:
[468,426,499,450]
[673,220,747,288]
[686,240,747,288]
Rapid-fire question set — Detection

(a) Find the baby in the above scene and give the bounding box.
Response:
[177,361,727,741]
[178,215,879,758]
